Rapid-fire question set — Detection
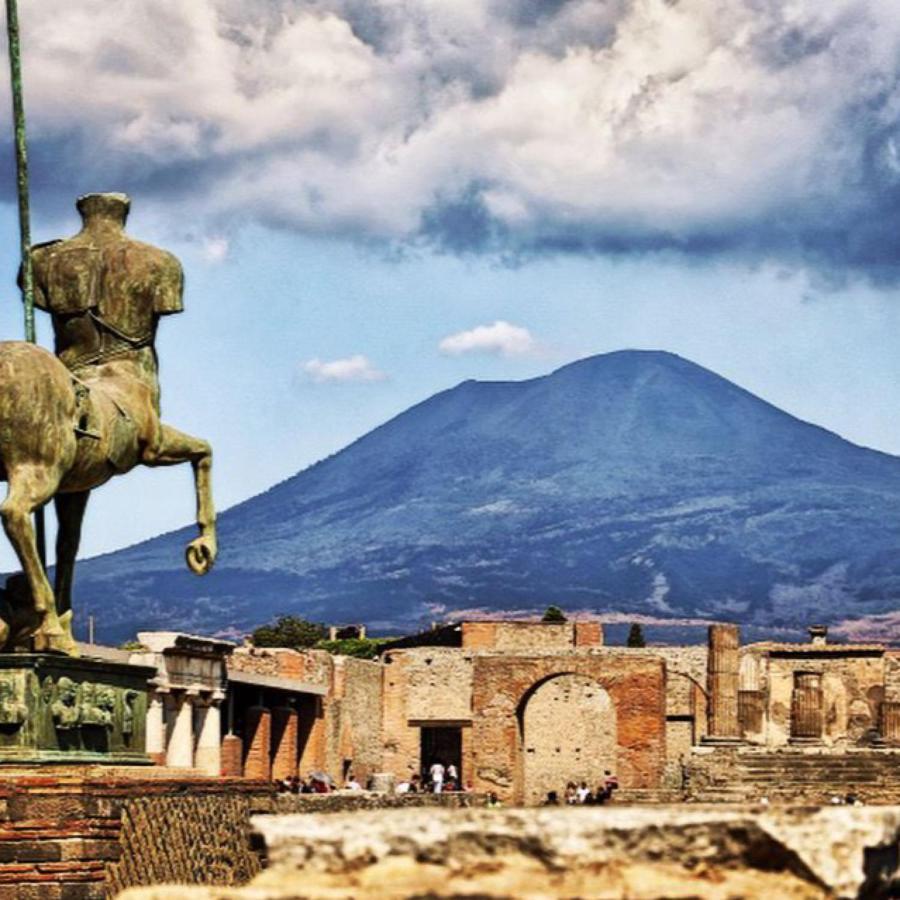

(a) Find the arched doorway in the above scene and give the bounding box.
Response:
[520,674,616,805]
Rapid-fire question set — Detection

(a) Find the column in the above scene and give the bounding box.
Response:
[881,702,900,745]
[194,693,224,776]
[243,705,272,781]
[166,691,194,768]
[706,624,741,741]
[790,672,823,742]
[271,706,299,781]
[146,690,166,766]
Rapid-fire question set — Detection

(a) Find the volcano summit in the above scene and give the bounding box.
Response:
[68,351,900,642]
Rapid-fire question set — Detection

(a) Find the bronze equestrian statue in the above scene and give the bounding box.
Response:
[0,192,216,655]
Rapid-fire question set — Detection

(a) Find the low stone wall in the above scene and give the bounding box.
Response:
[0,769,273,899]
[116,805,900,899]
[273,791,486,814]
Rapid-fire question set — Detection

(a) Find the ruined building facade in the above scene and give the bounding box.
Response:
[113,619,900,804]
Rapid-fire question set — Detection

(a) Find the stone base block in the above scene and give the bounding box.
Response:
[0,654,155,765]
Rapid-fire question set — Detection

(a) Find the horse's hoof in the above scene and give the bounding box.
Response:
[33,627,78,657]
[185,536,216,575]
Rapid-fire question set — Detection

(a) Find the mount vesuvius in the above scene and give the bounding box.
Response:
[65,350,900,642]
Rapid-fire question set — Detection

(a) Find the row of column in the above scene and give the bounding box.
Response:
[146,688,225,775]
[241,705,300,781]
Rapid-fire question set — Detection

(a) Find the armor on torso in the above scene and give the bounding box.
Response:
[30,230,183,371]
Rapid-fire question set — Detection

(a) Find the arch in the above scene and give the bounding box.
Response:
[518,673,616,805]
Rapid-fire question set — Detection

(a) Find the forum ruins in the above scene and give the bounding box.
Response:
[65,618,900,806]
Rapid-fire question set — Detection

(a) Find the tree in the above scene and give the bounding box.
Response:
[251,615,326,649]
[626,623,646,648]
[541,605,567,623]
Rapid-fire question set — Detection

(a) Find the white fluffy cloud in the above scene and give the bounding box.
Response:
[439,321,535,357]
[303,355,387,383]
[10,0,900,278]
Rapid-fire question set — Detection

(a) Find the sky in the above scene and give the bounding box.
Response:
[2,0,900,569]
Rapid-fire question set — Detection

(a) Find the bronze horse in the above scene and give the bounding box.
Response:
[0,193,216,655]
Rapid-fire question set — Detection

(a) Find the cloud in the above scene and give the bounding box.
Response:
[439,321,535,357]
[8,0,900,281]
[302,354,387,384]
[201,236,229,263]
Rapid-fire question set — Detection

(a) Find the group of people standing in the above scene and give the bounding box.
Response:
[426,760,462,792]
[396,760,467,794]
[545,771,619,806]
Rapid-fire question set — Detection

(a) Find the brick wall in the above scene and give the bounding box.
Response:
[0,774,272,899]
[470,652,666,803]
[461,621,602,652]
[228,647,332,687]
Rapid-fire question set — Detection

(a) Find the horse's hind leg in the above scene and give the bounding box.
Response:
[143,424,216,575]
[0,466,67,652]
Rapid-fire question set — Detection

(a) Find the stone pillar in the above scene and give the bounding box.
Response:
[166,691,194,768]
[369,772,394,793]
[243,705,272,781]
[221,733,243,777]
[706,624,741,742]
[146,690,166,766]
[271,706,299,781]
[790,672,823,742]
[194,694,224,776]
[881,702,900,745]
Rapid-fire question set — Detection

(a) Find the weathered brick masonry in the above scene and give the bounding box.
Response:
[471,653,666,802]
[0,773,273,899]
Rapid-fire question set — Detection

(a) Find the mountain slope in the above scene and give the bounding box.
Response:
[68,350,900,641]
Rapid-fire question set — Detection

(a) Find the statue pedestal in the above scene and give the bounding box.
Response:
[0,654,154,765]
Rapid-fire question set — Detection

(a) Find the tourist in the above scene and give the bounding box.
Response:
[564,781,578,804]
[486,791,502,808]
[409,773,420,793]
[430,760,445,794]
[603,770,619,797]
[594,784,608,805]
[396,777,412,794]
[447,762,459,784]
[576,780,590,804]
[543,791,560,805]
[345,774,362,791]
[289,775,301,794]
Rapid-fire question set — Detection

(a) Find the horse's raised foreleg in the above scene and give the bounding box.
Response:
[143,424,216,575]
[54,490,90,646]
[0,465,71,653]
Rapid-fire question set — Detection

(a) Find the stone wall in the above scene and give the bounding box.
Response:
[324,657,383,784]
[0,771,272,899]
[470,652,666,803]
[272,792,484,814]
[520,673,616,804]
[747,648,885,746]
[381,648,476,782]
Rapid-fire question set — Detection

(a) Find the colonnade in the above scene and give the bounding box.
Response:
[239,704,302,781]
[146,687,226,775]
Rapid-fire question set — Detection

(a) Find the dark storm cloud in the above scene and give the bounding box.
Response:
[7,0,900,282]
